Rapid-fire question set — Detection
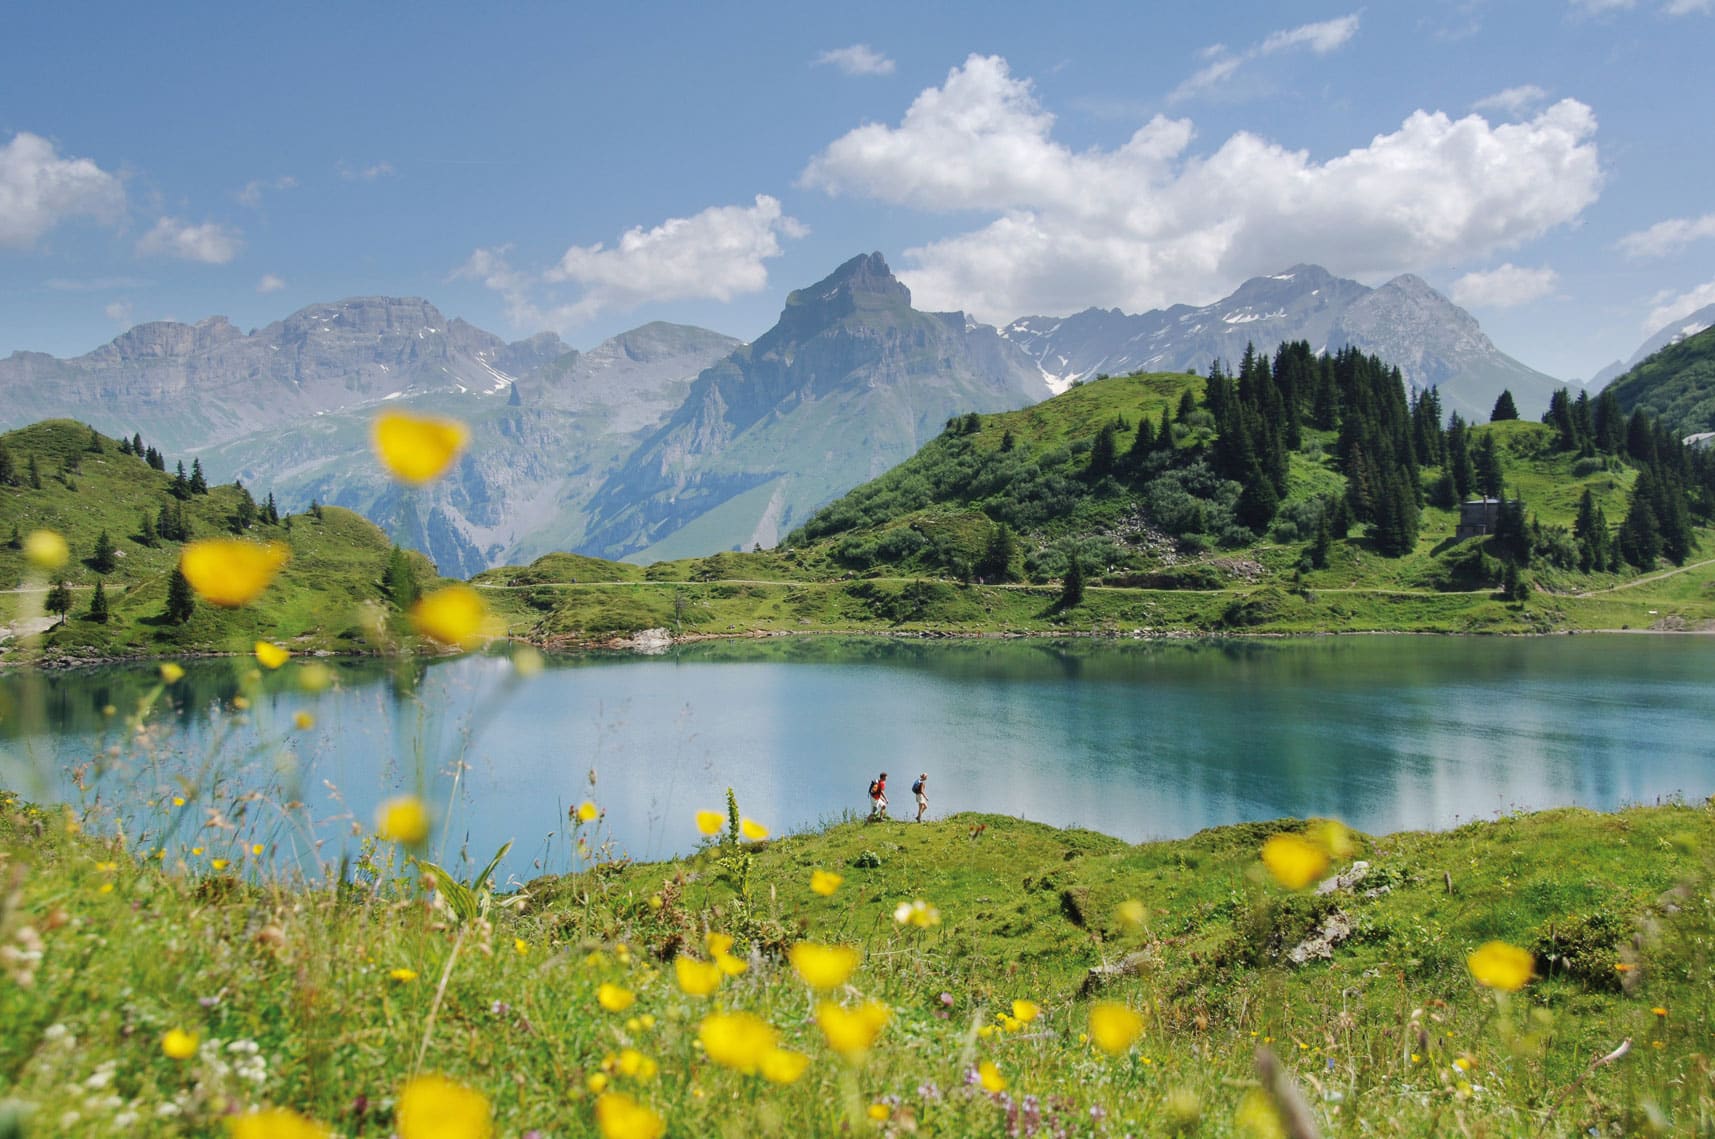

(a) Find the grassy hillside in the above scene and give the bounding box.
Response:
[0,420,436,661]
[1606,324,1715,438]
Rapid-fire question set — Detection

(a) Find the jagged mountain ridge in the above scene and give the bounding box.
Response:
[1001,264,1563,421]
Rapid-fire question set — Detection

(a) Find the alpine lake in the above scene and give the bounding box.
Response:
[2,634,1710,885]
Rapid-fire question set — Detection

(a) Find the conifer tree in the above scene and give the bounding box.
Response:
[383,545,418,608]
[88,578,109,623]
[1490,389,1519,422]
[145,446,164,471]
[0,440,14,486]
[1574,489,1610,572]
[45,581,73,626]
[137,510,159,548]
[189,458,208,495]
[28,453,42,490]
[979,524,1015,583]
[170,461,191,500]
[1000,430,1016,453]
[91,529,117,573]
[263,492,280,525]
[1127,416,1155,466]
[1059,556,1084,608]
[165,568,196,624]
[1087,423,1117,480]
[132,433,145,458]
[86,426,103,453]
[5,524,20,550]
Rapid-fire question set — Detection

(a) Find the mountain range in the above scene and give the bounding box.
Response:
[1589,302,1715,389]
[0,256,1618,574]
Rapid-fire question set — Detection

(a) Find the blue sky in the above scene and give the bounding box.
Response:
[3,1,1712,380]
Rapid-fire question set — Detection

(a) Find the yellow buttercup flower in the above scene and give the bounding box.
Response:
[810,869,843,896]
[396,1074,492,1139]
[695,810,724,836]
[674,956,722,997]
[376,795,431,845]
[706,932,735,955]
[410,585,499,650]
[513,938,529,956]
[293,711,316,731]
[978,1060,1008,1093]
[24,529,69,571]
[866,1103,891,1122]
[698,1010,780,1075]
[1260,833,1329,890]
[893,899,941,927]
[1236,1088,1287,1139]
[251,843,265,856]
[372,410,469,484]
[1305,818,1356,859]
[1012,999,1041,1024]
[180,539,290,607]
[161,663,186,684]
[597,983,636,1013]
[254,641,291,669]
[815,1000,890,1062]
[1466,941,1534,992]
[789,942,860,992]
[161,1028,199,1060]
[760,1047,811,1085]
[739,817,768,841]
[1115,898,1147,929]
[225,1108,332,1139]
[1088,1001,1145,1055]
[210,859,230,871]
[577,800,600,823]
[593,1091,665,1139]
[390,968,419,983]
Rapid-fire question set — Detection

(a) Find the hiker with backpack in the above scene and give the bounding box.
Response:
[912,773,928,822]
[868,772,888,819]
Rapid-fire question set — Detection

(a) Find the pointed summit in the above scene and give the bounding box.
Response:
[778,253,912,336]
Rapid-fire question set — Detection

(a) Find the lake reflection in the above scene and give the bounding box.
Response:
[2,636,1710,883]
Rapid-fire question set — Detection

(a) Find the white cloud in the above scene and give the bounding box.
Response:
[0,131,126,247]
[1171,14,1359,102]
[237,175,297,207]
[338,160,395,181]
[1664,0,1712,12]
[1644,279,1715,335]
[813,44,895,76]
[135,217,243,264]
[462,195,806,328]
[1471,85,1550,117]
[802,55,1603,322]
[1570,0,1635,12]
[1450,264,1560,308]
[1617,212,1715,258]
[104,299,133,325]
[256,273,287,293]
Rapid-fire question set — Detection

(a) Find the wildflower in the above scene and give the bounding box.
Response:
[576,800,600,823]
[225,1108,332,1139]
[699,1011,780,1074]
[1012,999,1041,1024]
[192,846,205,856]
[816,1000,890,1062]
[598,983,635,1013]
[1088,1002,1144,1056]
[373,410,469,484]
[1260,833,1329,890]
[867,1103,890,1122]
[761,1047,810,1085]
[893,899,941,927]
[294,711,316,730]
[1466,941,1534,992]
[1235,1087,1286,1139]
[1115,898,1147,929]
[180,539,290,607]
[396,1074,492,1139]
[410,585,499,650]
[1305,818,1356,859]
[587,1071,610,1094]
[161,664,186,685]
[390,968,419,983]
[694,810,723,836]
[24,529,69,571]
[593,1091,665,1139]
[810,869,843,896]
[254,641,291,669]
[250,843,265,856]
[1652,1006,1668,1017]
[162,1029,199,1060]
[612,1049,657,1081]
[297,662,333,692]
[376,795,431,845]
[513,938,529,956]
[674,956,722,997]
[978,1060,1008,1093]
[211,859,230,871]
[739,817,768,841]
[790,942,861,991]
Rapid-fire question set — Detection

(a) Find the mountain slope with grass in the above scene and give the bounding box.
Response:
[1603,324,1715,440]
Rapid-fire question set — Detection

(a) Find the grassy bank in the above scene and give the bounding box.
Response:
[3,785,1711,1136]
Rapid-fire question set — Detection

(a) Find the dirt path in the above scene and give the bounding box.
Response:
[1574,557,1715,597]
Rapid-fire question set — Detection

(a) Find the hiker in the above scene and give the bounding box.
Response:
[912,773,928,822]
[868,771,888,819]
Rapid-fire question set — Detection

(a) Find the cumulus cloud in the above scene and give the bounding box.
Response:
[237,175,297,207]
[1645,279,1715,335]
[256,273,287,293]
[1471,85,1550,116]
[1451,264,1560,308]
[814,44,895,76]
[802,54,1603,321]
[135,217,243,264]
[338,160,395,181]
[1171,14,1359,102]
[0,131,126,247]
[461,195,806,329]
[1617,212,1715,258]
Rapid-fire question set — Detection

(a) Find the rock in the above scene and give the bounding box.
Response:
[1314,860,1371,895]
[1287,910,1353,964]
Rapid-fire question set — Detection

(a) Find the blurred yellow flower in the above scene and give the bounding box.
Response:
[699,1010,780,1074]
[1305,818,1356,859]
[587,1072,610,1094]
[293,711,316,731]
[576,800,600,822]
[161,663,186,684]
[598,983,636,1013]
[1115,898,1147,929]
[866,1103,890,1122]
[695,809,723,836]
[1012,999,1041,1023]
[893,899,941,927]
[254,641,291,669]
[1466,941,1534,991]
[611,1049,656,1080]
[1235,1088,1286,1139]
[390,968,419,983]
[161,1028,199,1060]
[410,585,499,650]
[225,1107,333,1139]
[25,529,69,571]
[1260,833,1329,890]
[674,956,722,997]
[376,795,431,845]
[1088,1002,1145,1055]
[397,1074,492,1139]
[180,539,290,607]
[593,1091,664,1139]
[790,942,860,991]
[250,843,265,855]
[297,662,333,692]
[760,1047,810,1085]
[815,1000,890,1062]
[211,859,230,871]
[513,938,529,956]
[373,410,469,484]
[978,1060,1008,1093]
[739,817,768,841]
[810,869,843,896]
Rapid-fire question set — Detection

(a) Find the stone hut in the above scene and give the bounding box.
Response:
[1456,498,1514,541]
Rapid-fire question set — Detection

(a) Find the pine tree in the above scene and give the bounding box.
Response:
[1574,490,1611,572]
[170,461,191,500]
[92,529,117,573]
[310,499,323,520]
[1474,434,1504,499]
[979,524,1015,583]
[263,492,280,525]
[507,381,522,407]
[145,446,164,471]
[383,545,418,608]
[131,433,144,458]
[1127,416,1155,466]
[86,426,103,453]
[1618,484,1661,571]
[1490,389,1519,422]
[117,436,132,456]
[45,581,73,626]
[137,509,159,547]
[1059,556,1085,608]
[88,578,109,623]
[1000,430,1016,453]
[0,440,14,486]
[232,487,258,532]
[1308,510,1333,569]
[165,568,196,624]
[189,459,208,495]
[28,453,42,490]
[5,525,20,550]
[1087,423,1117,479]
